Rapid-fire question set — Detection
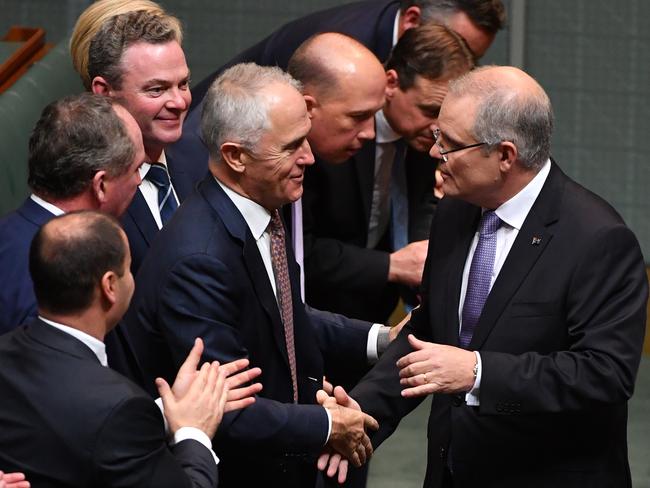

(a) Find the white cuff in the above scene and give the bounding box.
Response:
[154,397,169,435]
[323,406,332,445]
[172,426,219,467]
[464,351,482,406]
[366,323,383,363]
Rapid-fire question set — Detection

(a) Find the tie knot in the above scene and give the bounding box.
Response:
[145,163,171,189]
[268,209,284,235]
[479,210,501,236]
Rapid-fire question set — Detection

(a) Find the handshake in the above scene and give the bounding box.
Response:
[317,385,378,484]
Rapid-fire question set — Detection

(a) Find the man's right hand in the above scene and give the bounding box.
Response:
[388,240,428,287]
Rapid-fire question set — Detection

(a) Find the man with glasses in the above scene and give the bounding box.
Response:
[324,65,647,487]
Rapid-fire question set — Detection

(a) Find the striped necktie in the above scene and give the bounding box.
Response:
[145,163,178,225]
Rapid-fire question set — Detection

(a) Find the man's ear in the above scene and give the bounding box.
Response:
[91,171,108,206]
[304,94,317,119]
[91,76,113,96]
[385,69,400,99]
[221,143,247,174]
[100,271,118,306]
[399,6,421,33]
[497,141,518,173]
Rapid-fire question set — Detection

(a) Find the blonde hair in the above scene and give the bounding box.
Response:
[70,0,182,89]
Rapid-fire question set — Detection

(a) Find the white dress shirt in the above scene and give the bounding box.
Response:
[461,159,551,405]
[138,151,180,229]
[39,316,218,465]
[30,194,64,216]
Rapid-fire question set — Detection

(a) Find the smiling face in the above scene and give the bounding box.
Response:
[383,72,449,152]
[242,82,315,210]
[107,40,190,161]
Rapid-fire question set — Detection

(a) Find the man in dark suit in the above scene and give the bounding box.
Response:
[167,0,506,189]
[124,64,382,488]
[0,210,259,487]
[0,93,144,341]
[87,10,204,273]
[296,24,474,322]
[321,66,648,487]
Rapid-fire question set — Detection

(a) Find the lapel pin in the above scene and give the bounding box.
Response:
[531,236,542,245]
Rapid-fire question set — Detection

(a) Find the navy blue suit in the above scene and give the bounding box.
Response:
[0,198,143,383]
[122,152,208,274]
[166,0,399,189]
[124,174,372,488]
[0,197,52,334]
[0,319,218,488]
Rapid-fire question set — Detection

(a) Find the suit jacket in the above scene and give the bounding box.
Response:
[0,198,143,383]
[165,0,400,193]
[121,152,208,274]
[303,140,436,322]
[351,162,648,487]
[0,319,218,488]
[123,174,372,488]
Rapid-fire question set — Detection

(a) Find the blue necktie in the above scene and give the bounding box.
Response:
[460,211,501,348]
[390,140,408,251]
[145,163,178,225]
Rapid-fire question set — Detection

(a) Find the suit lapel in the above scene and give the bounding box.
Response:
[199,176,290,369]
[469,163,564,349]
[124,189,159,246]
[26,319,101,365]
[354,139,378,230]
[17,197,56,227]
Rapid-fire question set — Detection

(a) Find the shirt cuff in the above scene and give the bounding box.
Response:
[323,406,332,445]
[154,397,169,435]
[366,323,384,363]
[464,351,482,406]
[172,426,220,467]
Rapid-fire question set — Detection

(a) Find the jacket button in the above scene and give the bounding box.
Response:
[439,447,446,458]
[452,394,463,407]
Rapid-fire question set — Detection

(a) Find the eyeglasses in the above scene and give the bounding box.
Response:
[433,128,488,162]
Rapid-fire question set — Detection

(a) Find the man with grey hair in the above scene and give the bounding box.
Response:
[0,93,145,336]
[322,66,647,487]
[124,63,387,488]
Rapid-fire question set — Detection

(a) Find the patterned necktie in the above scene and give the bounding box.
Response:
[460,211,501,348]
[268,209,299,403]
[390,139,409,251]
[145,163,178,225]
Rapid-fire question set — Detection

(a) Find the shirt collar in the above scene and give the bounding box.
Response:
[375,109,401,144]
[139,150,168,179]
[39,316,108,367]
[30,194,64,216]
[392,10,400,47]
[494,158,551,231]
[215,177,271,240]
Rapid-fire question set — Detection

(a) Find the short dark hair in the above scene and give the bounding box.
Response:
[400,0,506,35]
[386,23,474,90]
[28,93,134,200]
[29,211,127,315]
[88,10,181,89]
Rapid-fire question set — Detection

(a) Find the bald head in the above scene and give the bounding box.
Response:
[288,33,386,163]
[449,66,553,169]
[30,211,129,317]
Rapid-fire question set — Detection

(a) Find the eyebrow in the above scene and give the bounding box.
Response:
[282,135,307,151]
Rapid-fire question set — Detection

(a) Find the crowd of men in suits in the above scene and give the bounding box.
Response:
[0,0,647,487]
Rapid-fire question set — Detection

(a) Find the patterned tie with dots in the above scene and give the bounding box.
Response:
[268,209,298,403]
[460,210,501,348]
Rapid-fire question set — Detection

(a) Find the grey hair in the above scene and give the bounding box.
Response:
[400,1,506,35]
[448,66,554,170]
[201,63,302,161]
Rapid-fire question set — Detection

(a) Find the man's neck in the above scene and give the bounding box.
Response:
[39,309,108,342]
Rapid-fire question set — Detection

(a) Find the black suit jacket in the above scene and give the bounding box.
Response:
[0,319,218,488]
[303,140,436,322]
[165,0,399,193]
[121,153,208,274]
[351,162,648,487]
[123,174,371,488]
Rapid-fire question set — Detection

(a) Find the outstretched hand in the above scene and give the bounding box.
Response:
[0,471,30,488]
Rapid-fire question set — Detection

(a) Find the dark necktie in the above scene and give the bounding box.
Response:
[460,211,501,348]
[268,209,299,403]
[145,163,178,225]
[390,139,408,251]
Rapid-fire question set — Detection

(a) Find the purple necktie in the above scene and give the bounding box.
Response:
[460,211,501,348]
[268,209,299,403]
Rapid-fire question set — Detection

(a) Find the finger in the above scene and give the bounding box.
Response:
[316,389,331,405]
[337,459,349,484]
[322,376,334,395]
[399,369,430,386]
[226,382,262,402]
[326,452,342,477]
[215,368,228,417]
[363,413,379,431]
[401,383,437,398]
[317,451,331,471]
[349,449,362,468]
[360,433,374,459]
[396,348,430,369]
[178,338,204,374]
[225,366,261,388]
[333,386,352,408]
[355,440,367,465]
[155,377,173,405]
[221,358,251,377]
[225,396,256,412]
[2,473,26,482]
